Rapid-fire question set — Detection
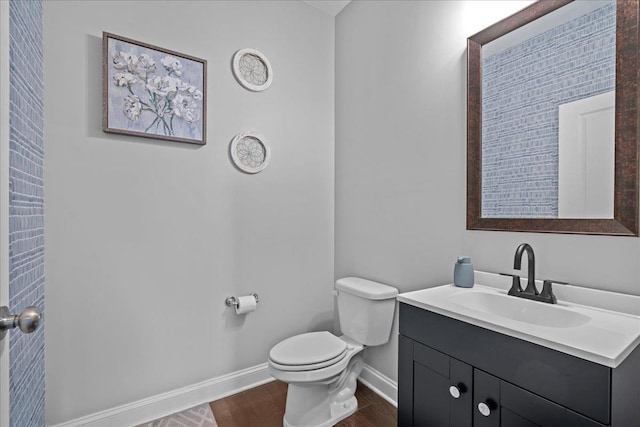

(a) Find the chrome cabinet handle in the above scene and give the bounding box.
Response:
[478,401,492,417]
[449,383,467,399]
[449,385,461,398]
[0,305,41,340]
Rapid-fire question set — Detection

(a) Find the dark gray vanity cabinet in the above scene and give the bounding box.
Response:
[398,303,640,427]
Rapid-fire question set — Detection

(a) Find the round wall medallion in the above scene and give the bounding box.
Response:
[230,132,271,174]
[232,48,273,92]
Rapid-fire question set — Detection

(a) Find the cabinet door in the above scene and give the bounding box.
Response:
[399,335,472,426]
[474,369,500,427]
[500,381,607,427]
[501,409,540,427]
[473,369,607,427]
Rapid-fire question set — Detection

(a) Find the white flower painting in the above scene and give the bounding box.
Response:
[103,33,207,145]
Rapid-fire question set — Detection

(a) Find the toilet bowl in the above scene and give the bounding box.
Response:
[269,332,364,427]
[268,278,398,427]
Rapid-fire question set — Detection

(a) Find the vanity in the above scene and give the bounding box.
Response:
[397,272,640,427]
[408,0,640,423]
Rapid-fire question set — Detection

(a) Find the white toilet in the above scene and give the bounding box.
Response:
[268,277,398,427]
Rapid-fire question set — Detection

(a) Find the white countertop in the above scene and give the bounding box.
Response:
[397,272,640,368]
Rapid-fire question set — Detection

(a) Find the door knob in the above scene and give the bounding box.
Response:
[477,400,496,417]
[0,305,41,340]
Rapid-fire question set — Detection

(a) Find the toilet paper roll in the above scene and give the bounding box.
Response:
[235,295,258,314]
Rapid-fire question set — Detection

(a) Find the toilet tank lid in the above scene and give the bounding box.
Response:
[335,277,398,300]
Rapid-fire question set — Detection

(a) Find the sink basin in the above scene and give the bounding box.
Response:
[397,276,640,367]
[453,290,591,328]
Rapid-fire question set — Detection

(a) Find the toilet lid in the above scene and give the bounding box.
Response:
[269,331,347,366]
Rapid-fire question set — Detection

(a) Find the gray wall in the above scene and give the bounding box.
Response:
[336,0,469,383]
[335,0,640,384]
[43,1,334,424]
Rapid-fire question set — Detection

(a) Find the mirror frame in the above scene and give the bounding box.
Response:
[467,0,639,236]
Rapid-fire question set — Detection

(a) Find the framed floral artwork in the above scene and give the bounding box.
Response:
[102,32,207,145]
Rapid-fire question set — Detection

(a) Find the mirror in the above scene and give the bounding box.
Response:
[467,0,638,236]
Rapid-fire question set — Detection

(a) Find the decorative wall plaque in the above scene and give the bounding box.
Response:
[232,48,273,92]
[230,132,271,173]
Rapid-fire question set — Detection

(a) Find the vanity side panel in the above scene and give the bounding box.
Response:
[398,334,414,426]
[611,343,640,427]
[399,303,611,425]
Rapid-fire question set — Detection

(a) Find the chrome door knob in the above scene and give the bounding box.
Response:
[0,305,41,340]
[478,401,492,417]
[16,306,41,333]
[449,386,461,398]
[449,383,466,399]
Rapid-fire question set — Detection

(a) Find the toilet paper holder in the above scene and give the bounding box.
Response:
[225,293,259,308]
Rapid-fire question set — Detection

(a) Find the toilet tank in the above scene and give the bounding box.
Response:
[335,277,398,346]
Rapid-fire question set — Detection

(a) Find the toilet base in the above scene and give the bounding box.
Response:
[328,396,358,425]
[283,396,357,427]
[282,354,364,427]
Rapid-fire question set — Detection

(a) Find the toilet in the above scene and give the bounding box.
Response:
[268,277,398,427]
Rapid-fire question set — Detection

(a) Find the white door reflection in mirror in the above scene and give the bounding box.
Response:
[558,91,615,219]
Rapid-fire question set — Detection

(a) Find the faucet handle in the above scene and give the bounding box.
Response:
[500,273,522,296]
[540,280,569,304]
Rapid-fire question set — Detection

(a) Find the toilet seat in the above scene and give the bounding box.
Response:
[269,350,347,372]
[269,337,364,384]
[269,331,348,370]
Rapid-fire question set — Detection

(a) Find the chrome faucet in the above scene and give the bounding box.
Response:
[501,243,568,304]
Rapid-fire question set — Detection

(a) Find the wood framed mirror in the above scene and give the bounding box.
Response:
[467,0,638,236]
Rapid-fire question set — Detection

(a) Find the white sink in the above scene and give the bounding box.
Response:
[397,274,640,368]
[453,290,591,328]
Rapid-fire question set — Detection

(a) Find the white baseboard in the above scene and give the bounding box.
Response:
[48,363,274,427]
[48,362,398,427]
[359,363,398,407]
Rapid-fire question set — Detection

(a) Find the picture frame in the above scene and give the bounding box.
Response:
[102,32,207,145]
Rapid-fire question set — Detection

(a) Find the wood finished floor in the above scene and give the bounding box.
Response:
[209,380,397,427]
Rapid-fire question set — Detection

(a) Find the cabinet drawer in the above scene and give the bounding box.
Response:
[400,303,611,424]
